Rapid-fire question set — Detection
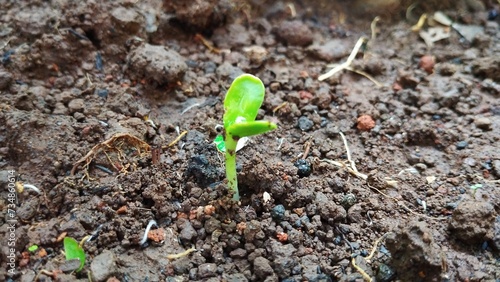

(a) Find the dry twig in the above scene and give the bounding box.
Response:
[318,37,368,81]
[166,246,197,260]
[319,132,367,180]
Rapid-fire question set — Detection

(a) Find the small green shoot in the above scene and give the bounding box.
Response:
[63,237,86,272]
[223,74,277,201]
[28,244,39,252]
[470,183,482,195]
[470,183,482,190]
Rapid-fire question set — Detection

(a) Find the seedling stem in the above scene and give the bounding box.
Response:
[223,74,277,201]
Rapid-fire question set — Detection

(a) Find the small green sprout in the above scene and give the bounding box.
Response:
[470,183,482,195]
[63,237,86,272]
[470,183,482,190]
[28,244,39,252]
[223,74,277,201]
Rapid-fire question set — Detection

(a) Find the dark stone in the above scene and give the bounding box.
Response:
[275,20,313,46]
[96,89,108,98]
[0,69,13,90]
[376,264,396,282]
[271,204,286,221]
[340,193,356,210]
[294,159,312,178]
[179,220,197,242]
[253,256,274,279]
[186,154,219,187]
[298,116,314,131]
[198,263,217,278]
[456,141,468,150]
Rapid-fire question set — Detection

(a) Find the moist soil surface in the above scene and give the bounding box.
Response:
[1,1,500,281]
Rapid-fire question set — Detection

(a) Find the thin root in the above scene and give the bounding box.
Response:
[405,2,419,21]
[318,37,368,81]
[352,257,372,282]
[344,66,383,87]
[194,34,220,53]
[302,141,311,160]
[79,235,91,247]
[273,102,288,114]
[287,3,296,18]
[34,269,62,281]
[318,131,368,180]
[411,13,428,32]
[0,37,11,50]
[370,16,380,40]
[181,103,201,115]
[365,233,389,262]
[368,183,447,220]
[144,115,157,129]
[277,138,285,150]
[351,233,390,282]
[165,130,188,148]
[166,246,197,260]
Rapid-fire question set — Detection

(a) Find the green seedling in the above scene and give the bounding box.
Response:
[470,183,482,195]
[28,244,39,252]
[63,237,86,272]
[223,74,277,201]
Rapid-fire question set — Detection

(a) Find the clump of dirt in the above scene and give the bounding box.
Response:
[386,220,444,281]
[163,0,233,30]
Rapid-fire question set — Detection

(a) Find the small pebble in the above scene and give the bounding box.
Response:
[446,202,458,209]
[271,204,286,221]
[377,263,396,282]
[419,55,435,74]
[96,89,108,98]
[456,141,468,150]
[294,159,312,177]
[357,115,375,131]
[297,116,314,131]
[340,193,356,209]
[276,20,313,46]
[487,9,498,20]
[0,69,13,90]
[474,117,492,130]
[463,157,476,167]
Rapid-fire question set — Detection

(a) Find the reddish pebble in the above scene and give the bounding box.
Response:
[236,222,247,235]
[419,55,435,74]
[116,206,127,214]
[299,90,313,99]
[19,258,30,267]
[392,82,402,92]
[189,209,197,220]
[357,115,375,131]
[147,228,166,243]
[38,248,47,258]
[204,205,215,215]
[276,232,288,242]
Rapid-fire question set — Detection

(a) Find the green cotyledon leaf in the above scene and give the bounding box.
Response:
[223,74,265,129]
[226,120,277,138]
[63,237,86,272]
[214,134,250,153]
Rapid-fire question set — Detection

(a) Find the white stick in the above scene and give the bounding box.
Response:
[23,184,42,194]
[140,219,158,245]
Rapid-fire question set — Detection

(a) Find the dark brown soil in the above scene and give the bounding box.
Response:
[1,1,500,281]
